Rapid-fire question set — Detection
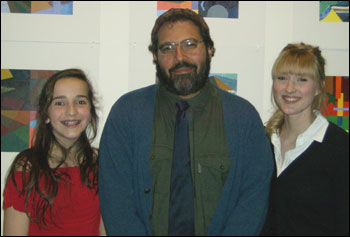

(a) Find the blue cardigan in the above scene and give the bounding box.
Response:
[99,84,273,235]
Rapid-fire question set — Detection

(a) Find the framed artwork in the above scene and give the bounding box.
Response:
[322,76,349,131]
[1,69,56,152]
[1,1,73,15]
[157,1,239,19]
[209,73,237,94]
[320,1,349,22]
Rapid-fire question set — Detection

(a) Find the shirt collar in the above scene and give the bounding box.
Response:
[301,111,329,143]
[271,111,329,145]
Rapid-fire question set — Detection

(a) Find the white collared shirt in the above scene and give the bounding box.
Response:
[271,112,329,177]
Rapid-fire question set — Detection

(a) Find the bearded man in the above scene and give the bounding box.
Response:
[99,8,273,236]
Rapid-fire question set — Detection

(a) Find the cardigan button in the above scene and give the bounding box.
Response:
[144,188,151,193]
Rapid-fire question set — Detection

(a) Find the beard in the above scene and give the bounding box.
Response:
[156,51,211,96]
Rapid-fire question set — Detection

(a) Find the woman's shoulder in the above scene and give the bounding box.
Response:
[321,123,349,164]
[324,122,349,147]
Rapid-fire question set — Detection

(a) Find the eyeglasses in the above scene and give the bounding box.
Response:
[158,39,203,55]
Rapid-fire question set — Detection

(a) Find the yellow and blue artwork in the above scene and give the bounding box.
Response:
[320,1,349,22]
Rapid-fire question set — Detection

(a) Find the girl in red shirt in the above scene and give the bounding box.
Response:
[3,69,106,236]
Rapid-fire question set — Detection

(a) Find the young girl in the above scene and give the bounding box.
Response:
[262,43,349,235]
[3,69,106,235]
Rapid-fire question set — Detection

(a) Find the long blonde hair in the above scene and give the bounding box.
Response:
[265,43,326,138]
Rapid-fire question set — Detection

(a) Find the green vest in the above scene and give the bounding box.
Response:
[150,80,231,236]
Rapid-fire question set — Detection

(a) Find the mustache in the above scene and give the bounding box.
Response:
[169,62,197,73]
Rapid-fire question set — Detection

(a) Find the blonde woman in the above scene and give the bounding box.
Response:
[262,43,349,235]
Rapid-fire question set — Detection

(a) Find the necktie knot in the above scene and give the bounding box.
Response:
[176,101,189,112]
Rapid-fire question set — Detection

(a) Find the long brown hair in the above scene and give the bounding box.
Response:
[6,68,99,227]
[265,43,326,139]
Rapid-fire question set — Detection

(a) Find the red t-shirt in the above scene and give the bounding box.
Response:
[3,167,101,236]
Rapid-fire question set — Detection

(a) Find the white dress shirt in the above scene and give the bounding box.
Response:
[271,112,329,177]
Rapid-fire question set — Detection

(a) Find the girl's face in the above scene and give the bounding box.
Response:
[47,77,91,148]
[273,73,319,119]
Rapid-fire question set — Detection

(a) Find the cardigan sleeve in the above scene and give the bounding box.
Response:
[224,111,273,235]
[98,96,148,235]
[208,92,274,235]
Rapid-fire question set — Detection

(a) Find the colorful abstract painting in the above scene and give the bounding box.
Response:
[157,1,195,16]
[1,69,56,152]
[1,1,73,15]
[320,1,349,22]
[322,76,349,131]
[157,1,239,19]
[209,73,237,94]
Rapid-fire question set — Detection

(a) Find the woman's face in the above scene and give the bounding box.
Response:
[47,77,91,148]
[273,73,319,119]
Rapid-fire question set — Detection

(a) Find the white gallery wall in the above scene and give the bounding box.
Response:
[1,1,349,233]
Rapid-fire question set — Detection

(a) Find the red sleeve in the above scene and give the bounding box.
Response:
[3,171,28,213]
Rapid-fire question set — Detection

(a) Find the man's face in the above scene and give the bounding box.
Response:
[153,20,213,98]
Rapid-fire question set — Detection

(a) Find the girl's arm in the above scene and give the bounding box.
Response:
[4,206,30,236]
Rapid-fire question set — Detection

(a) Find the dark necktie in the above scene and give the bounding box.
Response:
[168,101,195,236]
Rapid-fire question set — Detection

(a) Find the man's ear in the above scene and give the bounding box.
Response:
[153,53,158,63]
[208,47,214,60]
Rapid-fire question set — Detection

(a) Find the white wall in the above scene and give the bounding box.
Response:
[1,1,349,234]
